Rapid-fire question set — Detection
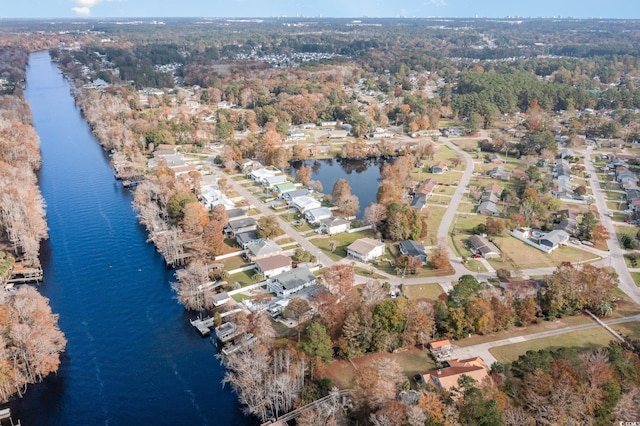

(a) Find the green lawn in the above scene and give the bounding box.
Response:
[450,138,479,152]
[490,321,640,363]
[401,283,445,300]
[311,230,378,261]
[488,236,600,270]
[631,272,640,287]
[464,259,488,273]
[423,206,446,246]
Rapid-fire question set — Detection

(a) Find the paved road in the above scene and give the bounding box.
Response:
[582,151,640,305]
[449,313,640,365]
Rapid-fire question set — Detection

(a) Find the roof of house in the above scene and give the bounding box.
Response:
[283,189,310,199]
[291,195,321,210]
[410,194,427,209]
[468,235,500,256]
[226,208,248,220]
[306,207,333,220]
[484,183,502,194]
[429,339,451,349]
[213,292,230,302]
[264,174,289,185]
[347,238,385,255]
[478,201,501,215]
[274,182,296,193]
[247,240,282,257]
[255,254,292,272]
[399,240,427,258]
[541,229,570,245]
[228,217,257,230]
[236,230,260,245]
[424,357,490,392]
[319,216,350,228]
[481,191,500,203]
[416,178,438,195]
[272,267,315,291]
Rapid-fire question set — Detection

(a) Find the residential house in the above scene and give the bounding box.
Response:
[484,183,502,194]
[617,168,638,185]
[171,164,198,177]
[200,185,236,210]
[213,292,231,307]
[421,357,490,393]
[410,195,428,210]
[263,174,289,189]
[477,200,501,216]
[553,159,572,178]
[430,161,448,174]
[254,255,292,278]
[415,178,438,198]
[225,217,257,237]
[246,240,283,260]
[238,159,262,172]
[539,230,570,250]
[429,339,452,358]
[346,238,386,263]
[398,240,428,264]
[226,208,248,221]
[274,182,296,195]
[236,230,261,249]
[480,191,500,204]
[267,267,316,297]
[317,216,351,235]
[487,166,511,181]
[249,168,276,184]
[290,196,322,213]
[282,189,310,202]
[305,207,333,224]
[468,235,500,258]
[559,148,574,159]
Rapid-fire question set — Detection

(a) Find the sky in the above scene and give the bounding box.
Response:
[1,0,638,20]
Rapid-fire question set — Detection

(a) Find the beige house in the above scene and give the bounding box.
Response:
[346,238,385,262]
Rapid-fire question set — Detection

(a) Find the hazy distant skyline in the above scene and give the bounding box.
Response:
[1,0,638,20]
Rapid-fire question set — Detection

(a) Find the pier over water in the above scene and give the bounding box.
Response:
[12,51,252,425]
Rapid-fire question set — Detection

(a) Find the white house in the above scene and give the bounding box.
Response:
[318,216,351,235]
[254,255,292,278]
[263,174,289,188]
[290,196,322,213]
[250,168,276,183]
[246,240,283,260]
[346,238,386,262]
[305,207,333,224]
[267,267,316,297]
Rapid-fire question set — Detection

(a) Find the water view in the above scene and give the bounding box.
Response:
[290,158,384,217]
[13,51,250,425]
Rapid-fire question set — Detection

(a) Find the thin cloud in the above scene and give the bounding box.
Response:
[425,0,447,6]
[71,0,116,16]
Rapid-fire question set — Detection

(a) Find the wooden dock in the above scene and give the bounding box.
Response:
[190,317,215,336]
[6,263,43,285]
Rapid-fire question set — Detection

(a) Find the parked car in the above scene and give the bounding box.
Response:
[581,240,594,246]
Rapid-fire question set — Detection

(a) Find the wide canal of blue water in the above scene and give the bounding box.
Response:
[11,51,251,425]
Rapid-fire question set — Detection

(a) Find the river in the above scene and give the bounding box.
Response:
[11,51,250,425]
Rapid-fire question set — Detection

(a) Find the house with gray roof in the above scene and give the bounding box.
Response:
[305,207,333,224]
[477,201,501,216]
[398,240,428,264]
[236,230,261,249]
[468,235,500,258]
[246,240,282,260]
[225,217,257,237]
[267,267,316,297]
[540,230,570,250]
[317,216,350,235]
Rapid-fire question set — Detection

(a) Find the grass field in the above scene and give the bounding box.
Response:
[423,206,446,246]
[401,283,445,300]
[450,138,480,152]
[311,230,377,261]
[323,349,436,389]
[490,321,640,363]
[631,272,640,287]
